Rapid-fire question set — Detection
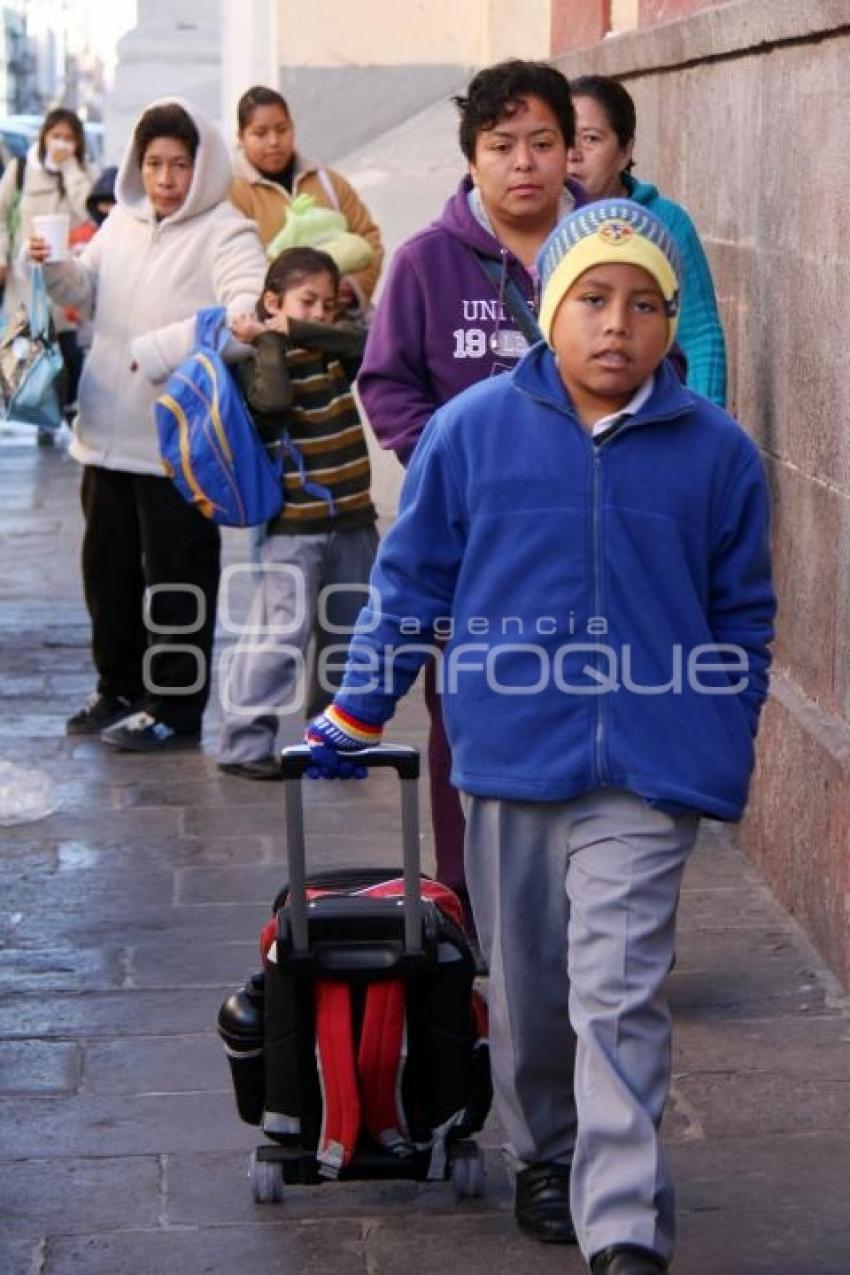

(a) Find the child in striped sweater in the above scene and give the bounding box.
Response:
[218,246,378,779]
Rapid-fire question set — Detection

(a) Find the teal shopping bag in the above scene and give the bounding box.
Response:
[0,265,64,431]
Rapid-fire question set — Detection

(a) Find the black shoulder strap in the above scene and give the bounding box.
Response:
[15,156,26,193]
[474,252,542,347]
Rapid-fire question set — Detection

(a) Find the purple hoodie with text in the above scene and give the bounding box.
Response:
[359,174,587,465]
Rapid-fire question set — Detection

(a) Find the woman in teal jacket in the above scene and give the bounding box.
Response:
[567,75,727,406]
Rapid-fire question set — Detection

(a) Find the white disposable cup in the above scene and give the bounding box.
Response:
[32,213,70,262]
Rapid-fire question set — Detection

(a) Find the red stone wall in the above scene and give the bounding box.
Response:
[551,0,610,55]
[638,0,729,25]
[550,0,730,54]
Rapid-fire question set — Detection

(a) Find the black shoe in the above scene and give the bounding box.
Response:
[100,711,200,753]
[66,693,138,736]
[514,1162,576,1244]
[218,758,282,781]
[591,1245,669,1274]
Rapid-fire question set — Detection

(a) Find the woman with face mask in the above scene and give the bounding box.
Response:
[0,108,99,438]
[568,76,726,407]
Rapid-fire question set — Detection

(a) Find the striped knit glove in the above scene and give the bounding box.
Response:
[304,704,383,780]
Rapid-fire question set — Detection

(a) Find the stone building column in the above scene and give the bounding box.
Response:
[221,0,279,146]
[104,0,222,164]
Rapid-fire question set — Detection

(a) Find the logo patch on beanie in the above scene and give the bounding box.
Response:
[597,220,634,246]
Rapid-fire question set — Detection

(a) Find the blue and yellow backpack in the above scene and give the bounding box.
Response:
[155,308,284,527]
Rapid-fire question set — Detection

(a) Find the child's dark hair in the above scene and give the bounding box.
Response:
[238,86,290,132]
[571,75,637,164]
[133,103,200,167]
[453,60,575,160]
[258,247,340,319]
[39,108,86,167]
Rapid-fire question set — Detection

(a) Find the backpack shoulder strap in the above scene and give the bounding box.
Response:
[15,156,26,193]
[314,981,361,1178]
[474,251,542,347]
[316,167,341,212]
[358,981,410,1154]
[193,306,229,353]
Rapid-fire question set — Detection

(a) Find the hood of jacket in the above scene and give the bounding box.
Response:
[116,98,233,225]
[622,172,660,206]
[432,173,587,260]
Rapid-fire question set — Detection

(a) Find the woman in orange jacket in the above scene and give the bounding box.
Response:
[230,86,384,318]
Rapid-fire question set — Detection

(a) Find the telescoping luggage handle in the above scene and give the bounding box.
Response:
[279,745,422,957]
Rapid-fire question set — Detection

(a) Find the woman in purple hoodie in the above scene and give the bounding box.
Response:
[358,60,585,928]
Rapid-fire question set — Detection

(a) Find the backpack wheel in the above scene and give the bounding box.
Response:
[451,1145,485,1199]
[249,1150,285,1203]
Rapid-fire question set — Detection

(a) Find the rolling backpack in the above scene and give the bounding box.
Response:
[217,747,492,1201]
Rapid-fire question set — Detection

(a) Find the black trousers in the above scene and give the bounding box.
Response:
[57,330,83,408]
[80,465,221,733]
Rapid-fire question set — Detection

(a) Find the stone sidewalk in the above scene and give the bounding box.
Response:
[1,433,850,1275]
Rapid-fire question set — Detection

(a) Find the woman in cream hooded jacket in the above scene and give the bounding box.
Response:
[36,98,267,749]
[44,98,266,474]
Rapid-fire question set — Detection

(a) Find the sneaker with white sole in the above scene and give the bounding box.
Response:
[100,711,200,753]
[66,693,139,736]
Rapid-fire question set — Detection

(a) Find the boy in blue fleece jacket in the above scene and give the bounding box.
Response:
[307,201,775,1274]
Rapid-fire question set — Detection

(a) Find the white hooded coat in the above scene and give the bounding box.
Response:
[42,98,267,475]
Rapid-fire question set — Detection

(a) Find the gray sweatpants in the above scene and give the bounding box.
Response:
[462,789,698,1262]
[218,526,378,764]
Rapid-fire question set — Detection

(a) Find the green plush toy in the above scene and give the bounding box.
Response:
[267,194,374,275]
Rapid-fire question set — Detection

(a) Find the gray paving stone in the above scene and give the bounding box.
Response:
[6,868,176,915]
[0,842,58,875]
[668,942,830,1018]
[680,823,761,889]
[673,1013,850,1077]
[0,1091,258,1158]
[38,774,122,812]
[672,1068,850,1138]
[82,1035,230,1096]
[674,884,787,933]
[53,834,275,870]
[0,1238,43,1275]
[46,672,98,695]
[362,1214,584,1274]
[0,1156,161,1238]
[0,713,73,738]
[117,777,288,809]
[0,1040,80,1094]
[0,737,71,766]
[174,865,294,906]
[671,1134,850,1274]
[127,937,258,988]
[164,1146,512,1228]
[0,987,227,1038]
[44,1222,368,1275]
[10,805,183,841]
[180,799,404,842]
[3,900,269,950]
